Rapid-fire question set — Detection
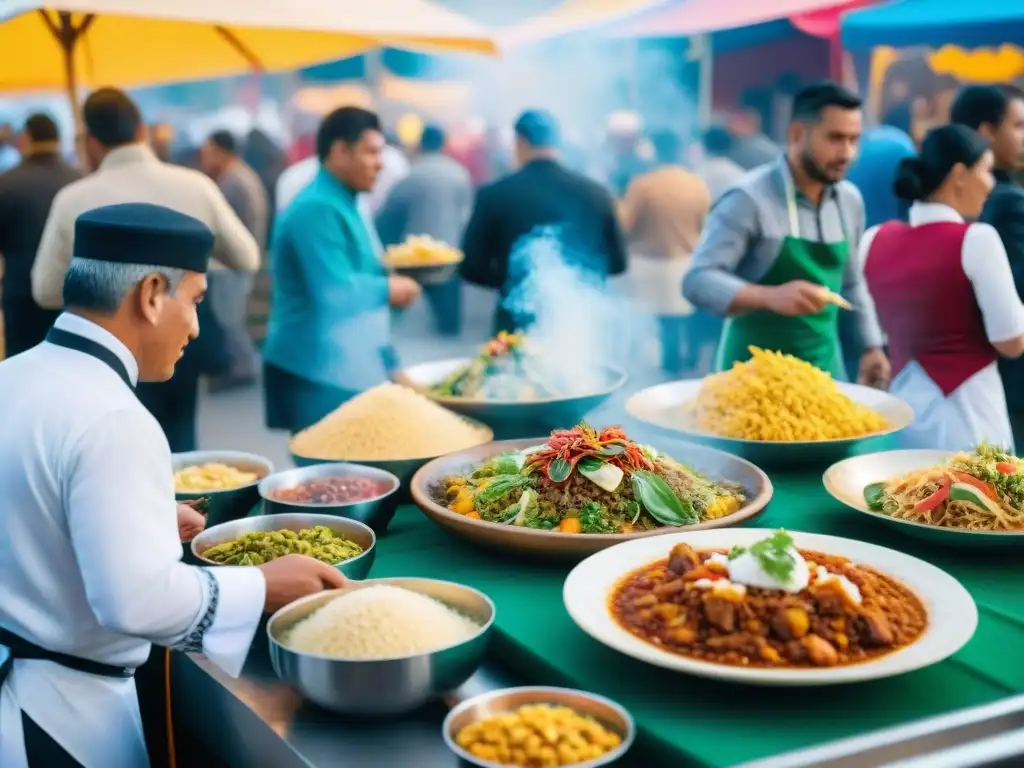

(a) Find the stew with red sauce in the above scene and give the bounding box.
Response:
[269,476,391,505]
[610,543,927,669]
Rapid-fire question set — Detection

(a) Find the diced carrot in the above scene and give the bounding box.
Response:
[559,518,582,534]
[465,511,481,520]
[951,472,998,500]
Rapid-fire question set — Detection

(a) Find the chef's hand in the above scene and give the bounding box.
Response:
[258,554,348,613]
[764,280,829,316]
[388,275,422,308]
[177,503,207,543]
[858,347,891,390]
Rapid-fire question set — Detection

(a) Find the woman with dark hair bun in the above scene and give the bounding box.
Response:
[862,124,1024,450]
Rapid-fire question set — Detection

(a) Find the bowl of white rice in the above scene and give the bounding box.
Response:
[267,577,494,716]
[288,382,494,512]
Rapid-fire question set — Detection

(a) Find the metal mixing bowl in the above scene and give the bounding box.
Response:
[267,577,494,716]
[172,450,274,527]
[443,686,635,768]
[190,513,376,580]
[259,463,400,532]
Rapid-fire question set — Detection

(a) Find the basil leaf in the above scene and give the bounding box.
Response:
[578,456,604,473]
[548,457,572,483]
[631,470,698,526]
[863,482,886,511]
[598,443,626,457]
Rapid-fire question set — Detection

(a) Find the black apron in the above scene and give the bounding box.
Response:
[0,328,138,766]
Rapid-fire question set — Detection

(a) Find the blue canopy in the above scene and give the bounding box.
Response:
[842,0,1024,52]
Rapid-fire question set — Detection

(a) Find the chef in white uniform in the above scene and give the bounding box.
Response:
[0,202,346,768]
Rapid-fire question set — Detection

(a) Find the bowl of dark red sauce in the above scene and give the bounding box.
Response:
[259,463,401,532]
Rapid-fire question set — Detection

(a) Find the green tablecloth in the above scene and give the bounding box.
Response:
[369,473,1023,767]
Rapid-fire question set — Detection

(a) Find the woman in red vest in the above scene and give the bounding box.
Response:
[863,124,1024,451]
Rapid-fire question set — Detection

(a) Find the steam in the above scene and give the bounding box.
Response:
[502,227,657,396]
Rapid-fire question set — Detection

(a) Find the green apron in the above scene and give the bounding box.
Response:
[716,171,850,379]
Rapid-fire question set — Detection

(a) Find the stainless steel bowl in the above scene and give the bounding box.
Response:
[443,686,635,768]
[259,463,400,533]
[190,513,376,580]
[172,450,274,527]
[394,357,628,440]
[267,577,494,716]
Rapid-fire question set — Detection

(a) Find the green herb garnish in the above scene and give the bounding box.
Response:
[577,456,604,473]
[490,452,522,476]
[728,545,745,560]
[748,530,797,582]
[631,470,698,526]
[578,502,619,533]
[476,475,533,504]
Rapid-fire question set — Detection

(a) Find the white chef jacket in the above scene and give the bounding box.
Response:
[0,313,266,768]
[860,202,1024,452]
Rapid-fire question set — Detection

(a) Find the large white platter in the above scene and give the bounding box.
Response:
[563,528,977,686]
[824,449,1024,548]
[625,378,913,466]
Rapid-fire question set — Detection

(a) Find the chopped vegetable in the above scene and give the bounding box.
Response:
[559,517,582,533]
[749,530,797,582]
[863,482,886,511]
[949,483,1002,515]
[912,478,950,514]
[951,472,997,500]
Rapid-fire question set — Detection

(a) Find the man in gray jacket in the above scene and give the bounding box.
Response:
[376,124,471,336]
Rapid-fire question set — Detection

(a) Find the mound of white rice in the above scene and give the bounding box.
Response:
[282,585,482,659]
[289,382,491,461]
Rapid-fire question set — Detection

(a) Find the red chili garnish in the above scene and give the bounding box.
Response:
[523,423,654,485]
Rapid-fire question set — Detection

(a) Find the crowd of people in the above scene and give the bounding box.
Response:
[3,80,1024,454]
[1,70,1024,766]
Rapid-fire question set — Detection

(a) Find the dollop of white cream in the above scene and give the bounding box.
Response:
[706,553,731,568]
[813,565,862,605]
[727,547,810,594]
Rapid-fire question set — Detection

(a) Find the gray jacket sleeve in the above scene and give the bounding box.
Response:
[839,185,885,349]
[682,188,759,316]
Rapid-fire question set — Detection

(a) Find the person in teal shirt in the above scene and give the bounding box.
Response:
[262,106,421,433]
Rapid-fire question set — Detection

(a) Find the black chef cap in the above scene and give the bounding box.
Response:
[73,203,214,273]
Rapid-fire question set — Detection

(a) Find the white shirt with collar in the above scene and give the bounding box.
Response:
[0,313,265,767]
[859,202,1024,451]
[31,144,260,310]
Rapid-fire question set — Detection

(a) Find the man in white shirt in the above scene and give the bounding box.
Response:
[31,88,261,452]
[0,202,344,767]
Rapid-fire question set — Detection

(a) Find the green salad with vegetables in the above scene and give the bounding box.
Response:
[441,423,745,534]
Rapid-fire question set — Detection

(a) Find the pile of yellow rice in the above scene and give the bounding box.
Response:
[694,347,888,441]
[289,382,492,461]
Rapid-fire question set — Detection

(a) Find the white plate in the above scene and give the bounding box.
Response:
[625,378,914,466]
[824,450,1024,548]
[563,528,977,686]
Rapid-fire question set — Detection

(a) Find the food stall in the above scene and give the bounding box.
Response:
[170,365,1024,767]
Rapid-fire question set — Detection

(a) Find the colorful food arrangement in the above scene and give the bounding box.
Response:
[610,531,927,668]
[281,584,482,659]
[201,526,364,566]
[454,703,623,767]
[431,332,566,401]
[289,382,492,461]
[441,423,745,534]
[268,476,392,505]
[174,462,258,492]
[383,235,462,268]
[694,347,889,441]
[864,444,1024,532]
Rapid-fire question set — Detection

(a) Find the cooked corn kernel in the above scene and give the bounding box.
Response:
[454,703,623,766]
